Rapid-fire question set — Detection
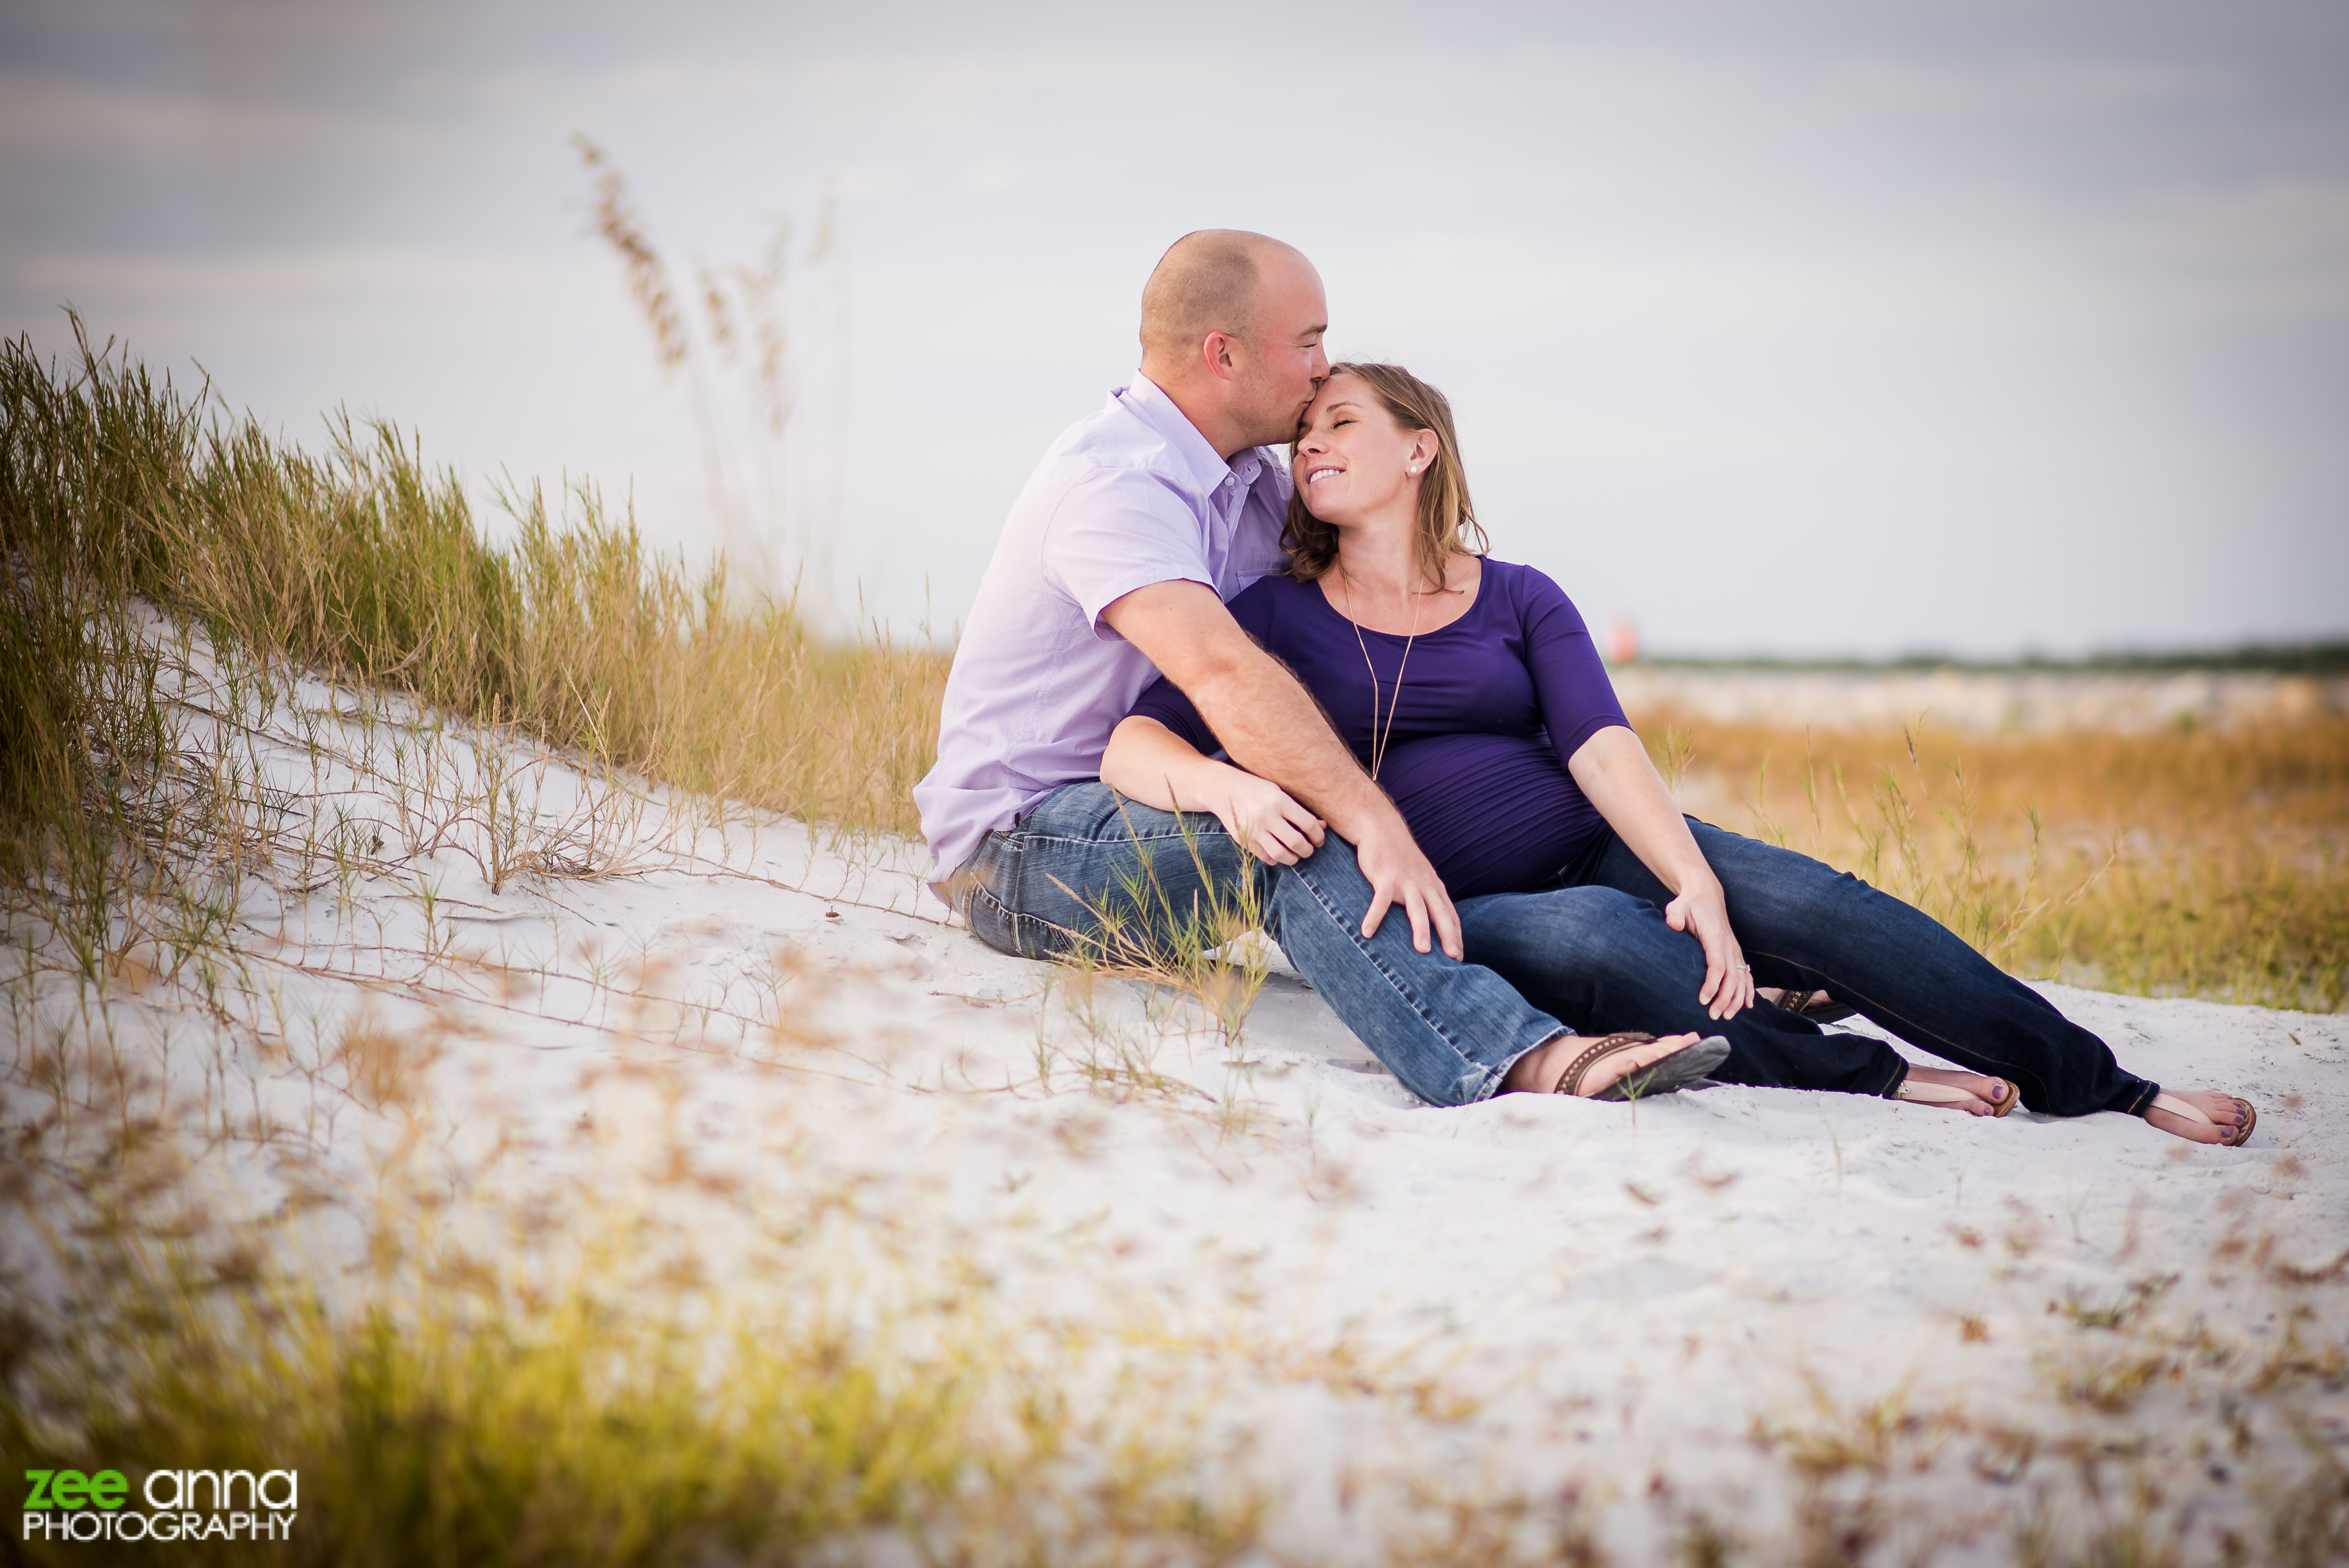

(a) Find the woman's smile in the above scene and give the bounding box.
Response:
[1292,374,1434,527]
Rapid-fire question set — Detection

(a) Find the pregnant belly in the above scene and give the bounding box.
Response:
[1372,732,1610,900]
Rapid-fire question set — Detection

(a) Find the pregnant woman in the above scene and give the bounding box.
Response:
[1101,362,2255,1145]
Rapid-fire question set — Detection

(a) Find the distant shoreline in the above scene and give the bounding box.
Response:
[1621,640,2349,677]
[1610,658,2349,734]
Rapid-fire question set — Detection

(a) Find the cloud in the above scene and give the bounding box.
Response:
[959,159,1023,195]
[1809,54,2231,118]
[2090,179,2349,317]
[19,247,552,300]
[0,67,431,158]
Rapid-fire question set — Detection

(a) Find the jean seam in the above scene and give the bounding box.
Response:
[965,878,1072,961]
[1009,827,1223,848]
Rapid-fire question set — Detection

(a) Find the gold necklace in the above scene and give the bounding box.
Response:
[1340,565,1423,783]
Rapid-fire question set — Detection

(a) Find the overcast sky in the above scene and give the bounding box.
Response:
[6,0,2346,657]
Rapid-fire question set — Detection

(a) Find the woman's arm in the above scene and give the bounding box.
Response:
[1567,725,1757,1020]
[1101,715,1328,865]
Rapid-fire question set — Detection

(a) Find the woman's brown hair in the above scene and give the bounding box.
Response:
[1282,361,1489,588]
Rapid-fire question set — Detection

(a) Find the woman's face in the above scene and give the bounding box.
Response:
[1291,374,1435,526]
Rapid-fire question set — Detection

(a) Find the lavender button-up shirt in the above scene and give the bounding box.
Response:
[914,374,1291,899]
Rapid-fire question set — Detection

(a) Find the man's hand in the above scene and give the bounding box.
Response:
[1664,878,1754,1020]
[1354,816,1464,960]
[1212,773,1325,866]
[1103,582,1451,945]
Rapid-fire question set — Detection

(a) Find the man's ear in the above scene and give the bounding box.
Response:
[1201,330,1241,382]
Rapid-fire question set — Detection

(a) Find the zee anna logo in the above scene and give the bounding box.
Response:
[22,1467,299,1543]
[21,1471,130,1510]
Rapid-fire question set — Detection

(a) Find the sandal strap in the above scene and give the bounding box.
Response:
[2151,1090,2217,1128]
[2150,1092,2257,1148]
[1557,1031,1656,1097]
[1896,1078,1980,1107]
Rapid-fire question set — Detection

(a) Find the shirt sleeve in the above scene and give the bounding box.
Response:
[1040,466,1213,642]
[1126,675,1222,757]
[1516,565,1633,763]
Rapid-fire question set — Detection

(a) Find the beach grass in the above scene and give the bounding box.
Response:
[1645,713,2349,1012]
[0,322,941,909]
[3,1113,1268,1568]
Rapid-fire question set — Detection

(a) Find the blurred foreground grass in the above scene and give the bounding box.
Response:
[3,1112,1265,1567]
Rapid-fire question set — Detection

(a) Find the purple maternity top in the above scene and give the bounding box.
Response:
[1127,558,1632,900]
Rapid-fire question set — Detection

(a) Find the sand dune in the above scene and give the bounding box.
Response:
[10,644,2346,1562]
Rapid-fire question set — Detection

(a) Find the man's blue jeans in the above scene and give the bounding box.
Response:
[956,782,1567,1106]
[1454,819,2159,1117]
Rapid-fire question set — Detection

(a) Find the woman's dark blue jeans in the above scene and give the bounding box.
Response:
[1454,819,2159,1117]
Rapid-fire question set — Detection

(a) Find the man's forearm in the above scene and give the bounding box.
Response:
[1096,578,1459,955]
[1187,651,1399,841]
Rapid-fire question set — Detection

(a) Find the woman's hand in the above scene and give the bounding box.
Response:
[1665,878,1755,1020]
[1212,772,1326,865]
[1103,715,1326,865]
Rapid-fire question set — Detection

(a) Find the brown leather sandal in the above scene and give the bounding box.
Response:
[1555,1032,1731,1101]
[1769,987,1857,1025]
[2147,1091,2256,1147]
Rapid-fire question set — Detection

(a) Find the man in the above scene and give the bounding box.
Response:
[915,230,1688,1105]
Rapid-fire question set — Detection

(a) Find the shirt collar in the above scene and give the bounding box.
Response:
[1118,372,1263,500]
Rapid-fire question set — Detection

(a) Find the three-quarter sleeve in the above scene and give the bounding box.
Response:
[1516,566,1632,765]
[1126,676,1222,757]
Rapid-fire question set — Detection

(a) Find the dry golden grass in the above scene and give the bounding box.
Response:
[1636,710,2349,1012]
[2,322,943,897]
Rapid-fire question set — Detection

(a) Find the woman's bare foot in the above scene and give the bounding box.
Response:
[2144,1089,2254,1145]
[1894,1065,2020,1117]
[1503,1031,1706,1097]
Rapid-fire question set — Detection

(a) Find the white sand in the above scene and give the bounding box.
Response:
[8,645,2346,1563]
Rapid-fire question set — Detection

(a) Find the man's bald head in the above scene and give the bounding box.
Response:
[1135,229,1329,455]
[1139,230,1309,366]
